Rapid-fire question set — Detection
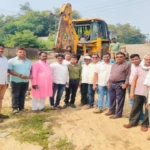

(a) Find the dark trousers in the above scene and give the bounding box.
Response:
[88,84,95,106]
[11,81,29,110]
[50,83,65,107]
[80,83,89,105]
[64,79,79,105]
[109,82,126,116]
[129,95,149,126]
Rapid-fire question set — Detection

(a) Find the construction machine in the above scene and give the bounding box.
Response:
[53,3,110,56]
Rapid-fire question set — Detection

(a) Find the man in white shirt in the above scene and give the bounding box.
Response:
[50,54,69,109]
[63,52,71,65]
[80,56,91,106]
[93,53,112,113]
[0,44,9,121]
[87,54,100,109]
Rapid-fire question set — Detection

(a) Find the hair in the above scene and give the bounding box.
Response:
[130,54,140,59]
[55,53,64,58]
[0,44,4,48]
[38,51,48,56]
[71,54,77,59]
[116,52,126,57]
[103,52,111,57]
[92,54,99,58]
[17,47,26,52]
[65,52,71,56]
[112,38,116,40]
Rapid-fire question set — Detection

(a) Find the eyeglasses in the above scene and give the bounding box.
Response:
[92,57,98,59]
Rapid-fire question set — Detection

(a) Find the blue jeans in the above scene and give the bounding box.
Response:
[88,84,95,106]
[50,83,65,107]
[98,86,110,109]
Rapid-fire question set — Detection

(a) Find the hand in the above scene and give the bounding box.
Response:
[107,83,110,89]
[93,84,97,90]
[130,93,134,99]
[32,85,39,90]
[66,82,69,88]
[20,75,28,79]
[146,103,150,110]
[121,84,128,89]
[28,75,33,79]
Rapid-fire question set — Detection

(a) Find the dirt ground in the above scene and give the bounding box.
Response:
[0,44,150,150]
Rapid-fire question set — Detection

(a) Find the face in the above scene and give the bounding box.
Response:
[16,50,26,58]
[116,54,125,63]
[144,56,150,66]
[70,58,77,65]
[39,53,47,61]
[92,55,99,63]
[112,39,116,43]
[84,59,91,65]
[131,56,141,66]
[57,56,64,63]
[65,54,71,61]
[103,54,110,63]
[0,46,4,56]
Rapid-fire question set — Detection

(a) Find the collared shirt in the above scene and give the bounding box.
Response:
[134,66,148,97]
[129,64,139,85]
[68,64,82,80]
[50,62,69,84]
[63,60,70,65]
[109,61,130,84]
[8,56,31,83]
[81,64,90,83]
[109,42,120,53]
[88,62,100,84]
[95,62,112,86]
[0,55,8,84]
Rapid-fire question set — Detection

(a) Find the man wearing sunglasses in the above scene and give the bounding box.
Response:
[0,44,9,122]
[106,52,130,119]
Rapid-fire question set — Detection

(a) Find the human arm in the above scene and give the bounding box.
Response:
[31,63,39,88]
[93,72,98,90]
[130,76,138,99]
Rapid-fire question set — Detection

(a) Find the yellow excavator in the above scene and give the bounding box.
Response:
[53,3,110,56]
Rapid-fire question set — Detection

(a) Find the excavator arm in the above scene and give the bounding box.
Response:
[53,3,78,53]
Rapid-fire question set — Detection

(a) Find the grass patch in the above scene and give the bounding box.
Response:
[1,113,55,150]
[55,137,75,150]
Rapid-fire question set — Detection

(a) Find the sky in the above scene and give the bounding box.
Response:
[0,0,150,38]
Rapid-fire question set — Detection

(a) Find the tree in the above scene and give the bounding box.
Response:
[109,23,146,44]
[4,30,45,48]
[19,2,32,14]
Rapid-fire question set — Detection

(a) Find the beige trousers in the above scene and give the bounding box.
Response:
[0,84,8,113]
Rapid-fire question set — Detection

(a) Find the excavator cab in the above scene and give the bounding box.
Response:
[74,19,109,42]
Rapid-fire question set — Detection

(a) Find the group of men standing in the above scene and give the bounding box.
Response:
[0,40,150,135]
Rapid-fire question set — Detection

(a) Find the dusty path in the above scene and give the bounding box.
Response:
[0,89,150,150]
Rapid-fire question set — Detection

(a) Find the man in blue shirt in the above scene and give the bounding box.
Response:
[8,47,31,114]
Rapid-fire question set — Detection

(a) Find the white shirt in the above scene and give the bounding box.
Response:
[95,62,112,86]
[88,62,100,84]
[81,64,90,83]
[0,56,8,84]
[63,60,70,65]
[129,64,139,85]
[50,62,69,84]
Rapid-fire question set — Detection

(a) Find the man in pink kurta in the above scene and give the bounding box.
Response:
[31,52,53,111]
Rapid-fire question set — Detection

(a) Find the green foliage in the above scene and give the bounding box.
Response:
[109,23,146,44]
[4,30,46,48]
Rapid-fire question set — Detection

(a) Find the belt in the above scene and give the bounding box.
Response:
[111,80,125,84]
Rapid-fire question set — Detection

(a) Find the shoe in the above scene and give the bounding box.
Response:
[141,126,148,132]
[85,105,94,109]
[32,110,39,113]
[105,111,115,116]
[123,124,137,128]
[13,109,20,114]
[109,115,122,119]
[20,109,28,112]
[79,103,85,107]
[93,109,103,113]
[50,106,56,110]
[62,104,69,109]
[0,114,10,119]
[56,105,63,109]
[70,104,76,108]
